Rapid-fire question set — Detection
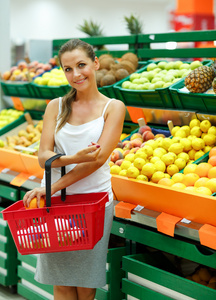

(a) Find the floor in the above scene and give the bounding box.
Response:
[0,286,26,300]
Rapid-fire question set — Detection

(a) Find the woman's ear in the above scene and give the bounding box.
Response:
[95,56,100,71]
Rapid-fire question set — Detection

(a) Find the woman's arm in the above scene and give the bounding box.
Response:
[51,99,126,195]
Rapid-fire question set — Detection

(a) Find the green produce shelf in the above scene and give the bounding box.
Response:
[0,80,37,98]
[30,82,71,99]
[0,112,25,136]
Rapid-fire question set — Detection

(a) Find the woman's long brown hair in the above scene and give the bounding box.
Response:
[56,39,95,132]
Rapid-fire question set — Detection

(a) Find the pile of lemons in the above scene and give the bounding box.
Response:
[110,118,216,196]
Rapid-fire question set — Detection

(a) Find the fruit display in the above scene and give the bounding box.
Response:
[0,120,43,153]
[185,61,216,93]
[96,52,138,87]
[33,67,69,87]
[120,60,203,91]
[1,57,58,82]
[110,119,216,197]
[186,266,216,289]
[0,108,24,129]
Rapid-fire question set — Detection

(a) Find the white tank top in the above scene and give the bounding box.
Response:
[41,97,114,206]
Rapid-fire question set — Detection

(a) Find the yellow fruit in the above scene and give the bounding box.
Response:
[141,163,156,178]
[161,138,173,151]
[136,174,148,182]
[150,156,161,163]
[194,177,209,188]
[203,134,216,146]
[125,153,135,162]
[189,119,200,129]
[166,164,179,176]
[156,137,164,147]
[109,161,115,167]
[134,151,147,160]
[127,166,140,179]
[191,138,205,150]
[164,173,171,179]
[168,143,184,155]
[110,165,121,175]
[183,163,197,174]
[172,172,185,183]
[145,139,158,150]
[194,150,205,161]
[196,186,212,196]
[174,129,186,138]
[208,126,216,135]
[180,125,190,137]
[204,145,213,153]
[200,120,211,133]
[158,178,174,186]
[154,160,166,172]
[180,138,192,152]
[171,183,186,190]
[115,147,124,154]
[161,153,175,166]
[190,126,202,137]
[198,267,212,282]
[171,126,180,136]
[153,148,165,158]
[177,152,190,162]
[119,169,127,177]
[142,145,154,157]
[187,135,197,141]
[182,173,200,186]
[185,186,197,193]
[151,171,165,183]
[120,160,132,170]
[120,133,128,140]
[133,158,146,170]
[188,149,196,160]
[174,158,186,170]
[171,137,181,143]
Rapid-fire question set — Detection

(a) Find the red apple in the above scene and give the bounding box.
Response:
[138,125,152,135]
[142,131,155,141]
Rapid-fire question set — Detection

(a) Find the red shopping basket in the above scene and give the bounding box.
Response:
[1,154,109,255]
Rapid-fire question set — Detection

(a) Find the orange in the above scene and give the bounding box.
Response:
[205,178,216,193]
[158,178,174,187]
[185,186,197,193]
[183,163,197,175]
[208,166,216,179]
[196,187,212,196]
[209,147,216,158]
[171,183,186,190]
[195,162,213,177]
[182,173,200,186]
[194,177,209,188]
[208,155,216,167]
[25,197,45,209]
[171,172,185,183]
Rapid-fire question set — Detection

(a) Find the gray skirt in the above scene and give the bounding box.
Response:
[34,201,114,288]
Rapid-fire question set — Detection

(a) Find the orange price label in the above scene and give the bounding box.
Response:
[11,97,24,111]
[45,99,51,105]
[156,212,182,237]
[10,172,30,187]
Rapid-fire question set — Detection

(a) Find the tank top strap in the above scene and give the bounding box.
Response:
[58,97,62,116]
[102,99,114,117]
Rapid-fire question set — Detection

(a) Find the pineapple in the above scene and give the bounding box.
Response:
[212,77,216,93]
[124,14,143,35]
[185,63,216,93]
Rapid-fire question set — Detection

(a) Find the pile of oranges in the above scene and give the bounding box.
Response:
[158,146,216,196]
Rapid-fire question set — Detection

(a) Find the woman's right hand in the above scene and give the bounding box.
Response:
[73,144,101,163]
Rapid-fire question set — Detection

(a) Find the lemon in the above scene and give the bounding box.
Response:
[154,160,166,172]
[172,172,185,183]
[180,125,190,137]
[189,119,200,129]
[190,126,202,137]
[161,153,175,166]
[134,150,147,160]
[136,174,148,182]
[134,158,146,170]
[120,133,128,140]
[151,171,165,183]
[171,137,181,143]
[125,153,135,162]
[171,126,180,136]
[172,183,186,190]
[187,135,197,141]
[203,134,216,146]
[174,129,187,138]
[168,152,177,159]
[141,163,156,178]
[127,166,140,178]
[119,169,127,177]
[142,145,154,157]
[194,150,205,161]
[174,158,186,170]
[120,160,132,170]
[153,148,165,158]
[168,143,184,155]
[196,186,212,196]
[145,139,158,150]
[191,138,205,150]
[188,149,196,160]
[150,156,161,163]
[204,145,213,153]
[110,165,121,174]
[164,173,171,179]
[208,126,216,135]
[180,138,192,152]
[109,161,115,167]
[183,163,197,174]
[161,138,173,151]
[155,137,165,147]
[167,164,179,176]
[200,120,211,133]
[178,152,190,162]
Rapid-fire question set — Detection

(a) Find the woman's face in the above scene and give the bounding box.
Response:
[60,49,99,90]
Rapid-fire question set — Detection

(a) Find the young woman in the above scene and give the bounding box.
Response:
[23,39,126,300]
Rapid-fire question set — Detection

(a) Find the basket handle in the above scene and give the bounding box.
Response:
[45,153,65,208]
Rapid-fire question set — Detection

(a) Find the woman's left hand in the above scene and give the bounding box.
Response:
[23,187,46,208]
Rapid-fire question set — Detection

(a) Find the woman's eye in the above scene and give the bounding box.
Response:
[79,63,85,68]
[65,67,71,72]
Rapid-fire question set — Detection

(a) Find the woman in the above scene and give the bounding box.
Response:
[23,38,126,300]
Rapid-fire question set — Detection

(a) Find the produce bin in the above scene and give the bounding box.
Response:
[0,80,37,98]
[31,82,71,99]
[170,80,216,113]
[122,252,216,300]
[0,110,25,136]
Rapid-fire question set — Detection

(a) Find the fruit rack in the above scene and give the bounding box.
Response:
[0,29,216,299]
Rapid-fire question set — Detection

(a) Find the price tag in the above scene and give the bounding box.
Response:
[134,205,144,212]
[181,218,191,224]
[1,168,10,173]
[28,175,36,180]
[10,172,30,187]
[11,97,24,111]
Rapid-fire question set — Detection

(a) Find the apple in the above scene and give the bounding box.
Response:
[151,77,163,83]
[129,73,140,81]
[138,125,152,135]
[163,82,172,88]
[122,81,131,89]
[157,61,167,69]
[173,60,183,69]
[179,63,190,70]
[146,71,155,81]
[148,83,155,90]
[154,81,165,89]
[132,78,149,84]
[153,67,162,73]
[190,60,202,70]
[141,83,151,90]
[165,62,175,70]
[163,75,175,83]
[147,63,157,71]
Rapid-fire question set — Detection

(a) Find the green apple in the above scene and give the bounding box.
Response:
[146,71,156,81]
[165,62,175,70]
[163,82,172,88]
[47,78,62,86]
[190,60,202,70]
[148,83,155,90]
[132,78,149,84]
[153,67,162,73]
[163,75,175,83]
[157,61,167,69]
[0,140,4,147]
[151,77,162,83]
[179,63,190,70]
[173,60,183,69]
[128,83,139,90]
[129,73,140,81]
[147,63,157,71]
[122,81,131,89]
[172,78,181,84]
[154,81,165,89]
[141,83,151,90]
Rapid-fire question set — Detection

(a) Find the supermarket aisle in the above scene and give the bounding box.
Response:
[0,286,26,300]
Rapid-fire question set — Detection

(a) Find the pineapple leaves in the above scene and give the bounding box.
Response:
[77,19,104,37]
[124,14,143,35]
